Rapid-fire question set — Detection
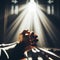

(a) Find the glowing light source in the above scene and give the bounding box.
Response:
[30,0,34,2]
[52,5,54,15]
[47,5,54,15]
[15,5,18,14]
[12,0,18,4]
[27,0,36,13]
[48,0,54,4]
[7,0,57,47]
[47,5,51,14]
[11,5,18,15]
[11,5,14,14]
[47,0,54,15]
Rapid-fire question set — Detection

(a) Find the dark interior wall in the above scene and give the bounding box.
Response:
[0,1,5,43]
[54,0,60,18]
[0,0,11,43]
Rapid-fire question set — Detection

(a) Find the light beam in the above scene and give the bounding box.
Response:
[6,0,57,47]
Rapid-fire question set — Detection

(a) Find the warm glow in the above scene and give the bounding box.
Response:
[7,0,57,47]
[15,5,18,14]
[47,5,50,14]
[30,0,34,2]
[11,5,14,14]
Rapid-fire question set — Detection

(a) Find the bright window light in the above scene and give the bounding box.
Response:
[11,5,14,14]
[27,0,36,12]
[52,5,54,15]
[30,0,34,2]
[48,0,54,4]
[15,5,18,14]
[47,5,51,14]
[12,0,18,3]
[11,5,18,15]
[7,0,57,47]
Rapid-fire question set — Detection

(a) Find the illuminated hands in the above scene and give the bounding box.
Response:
[19,30,38,46]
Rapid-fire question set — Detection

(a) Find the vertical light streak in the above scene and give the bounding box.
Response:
[15,5,18,14]
[11,5,14,14]
[7,0,57,47]
[47,5,51,14]
[52,5,54,15]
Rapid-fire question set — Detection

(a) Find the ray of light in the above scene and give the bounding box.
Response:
[8,5,27,31]
[7,0,57,47]
[37,7,57,42]
[7,7,28,40]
